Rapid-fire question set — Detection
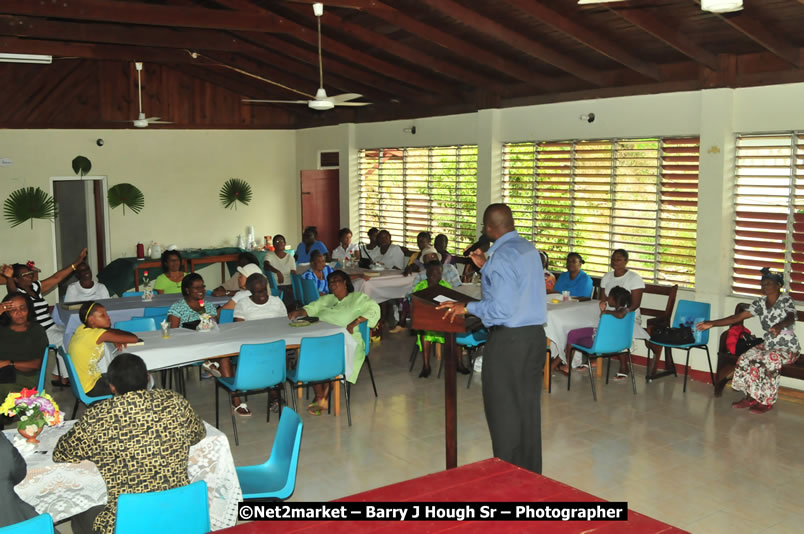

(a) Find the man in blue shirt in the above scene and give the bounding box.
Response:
[439,203,547,473]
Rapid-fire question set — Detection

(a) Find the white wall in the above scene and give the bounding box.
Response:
[1,129,296,299]
[296,82,804,388]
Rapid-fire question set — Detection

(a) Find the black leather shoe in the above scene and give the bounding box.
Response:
[456,366,471,375]
[419,367,431,378]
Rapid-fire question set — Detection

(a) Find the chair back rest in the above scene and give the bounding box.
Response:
[591,277,602,300]
[271,288,283,300]
[37,345,58,393]
[588,311,636,355]
[266,407,304,500]
[235,340,287,390]
[300,278,320,306]
[219,308,234,324]
[296,334,345,382]
[266,270,279,292]
[0,514,54,534]
[114,317,157,332]
[59,348,112,405]
[359,321,370,356]
[290,273,304,305]
[121,291,143,298]
[640,284,679,327]
[672,300,711,345]
[115,481,209,534]
[456,328,489,348]
[143,306,170,317]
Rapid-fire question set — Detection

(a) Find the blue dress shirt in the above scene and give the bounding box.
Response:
[466,231,547,328]
[295,240,329,263]
[553,270,594,298]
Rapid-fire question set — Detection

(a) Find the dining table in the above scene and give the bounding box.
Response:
[5,420,242,531]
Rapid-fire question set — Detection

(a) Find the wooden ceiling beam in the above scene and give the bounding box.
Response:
[503,0,660,80]
[281,4,505,90]
[611,7,719,71]
[0,36,194,63]
[419,0,603,85]
[0,0,286,32]
[364,2,554,87]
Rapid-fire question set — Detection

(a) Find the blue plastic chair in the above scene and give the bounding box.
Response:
[300,277,320,306]
[0,514,54,534]
[218,308,234,324]
[37,344,59,393]
[59,348,113,418]
[266,270,279,292]
[115,481,209,534]
[358,321,378,397]
[143,306,170,317]
[271,288,284,300]
[236,407,303,501]
[650,300,714,392]
[569,311,637,401]
[215,340,287,446]
[287,333,351,425]
[121,291,143,297]
[457,328,488,389]
[290,273,304,306]
[114,317,157,332]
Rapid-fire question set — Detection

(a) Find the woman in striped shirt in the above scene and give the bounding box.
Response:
[3,247,88,385]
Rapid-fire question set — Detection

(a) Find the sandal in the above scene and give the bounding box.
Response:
[202,361,221,378]
[614,372,629,380]
[557,364,570,377]
[232,403,252,417]
[307,404,322,416]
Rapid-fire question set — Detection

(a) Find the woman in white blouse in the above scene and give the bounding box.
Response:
[263,234,297,310]
[331,227,360,263]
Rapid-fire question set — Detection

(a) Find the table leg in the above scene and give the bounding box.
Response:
[445,332,457,470]
[334,378,340,416]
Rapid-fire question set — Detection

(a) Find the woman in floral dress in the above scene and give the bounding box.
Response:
[698,268,799,414]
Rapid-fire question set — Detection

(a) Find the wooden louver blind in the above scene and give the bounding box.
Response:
[358,146,478,251]
[502,137,699,287]
[733,134,804,301]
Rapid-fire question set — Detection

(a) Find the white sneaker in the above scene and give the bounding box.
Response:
[473,355,483,373]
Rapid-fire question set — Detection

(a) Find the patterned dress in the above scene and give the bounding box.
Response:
[732,293,800,406]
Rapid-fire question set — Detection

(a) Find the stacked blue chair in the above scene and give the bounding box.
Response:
[287,333,351,425]
[0,514,54,533]
[59,348,113,418]
[236,407,303,500]
[115,481,209,534]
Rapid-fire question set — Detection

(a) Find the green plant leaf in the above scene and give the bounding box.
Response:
[72,156,92,176]
[108,183,145,215]
[3,187,57,229]
[219,178,253,210]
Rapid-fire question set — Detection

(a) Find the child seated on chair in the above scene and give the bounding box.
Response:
[552,287,632,376]
[413,261,451,378]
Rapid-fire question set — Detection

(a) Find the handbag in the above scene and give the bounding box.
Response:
[650,325,695,345]
[0,364,16,384]
[735,333,763,356]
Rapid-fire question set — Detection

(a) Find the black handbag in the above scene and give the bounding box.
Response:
[735,333,763,356]
[650,326,695,345]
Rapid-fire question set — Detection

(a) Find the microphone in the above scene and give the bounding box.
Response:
[463,234,490,256]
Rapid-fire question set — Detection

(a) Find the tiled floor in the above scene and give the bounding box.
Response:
[47,334,804,533]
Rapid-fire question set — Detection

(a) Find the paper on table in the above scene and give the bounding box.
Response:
[433,295,456,304]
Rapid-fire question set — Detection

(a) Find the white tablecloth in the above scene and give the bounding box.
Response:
[53,294,229,349]
[131,317,357,375]
[351,271,415,303]
[6,421,241,530]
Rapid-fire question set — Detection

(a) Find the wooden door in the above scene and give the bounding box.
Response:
[300,169,340,251]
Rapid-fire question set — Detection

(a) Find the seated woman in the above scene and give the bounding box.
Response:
[295,226,328,264]
[219,264,264,311]
[0,294,48,399]
[211,252,259,297]
[360,227,381,265]
[153,250,185,295]
[697,268,799,414]
[540,251,556,293]
[434,234,453,266]
[301,250,334,296]
[234,274,288,321]
[551,252,593,297]
[68,301,140,396]
[554,287,632,375]
[331,227,360,264]
[403,231,432,275]
[264,234,297,311]
[598,249,644,377]
[65,262,110,302]
[167,273,219,329]
[288,270,380,415]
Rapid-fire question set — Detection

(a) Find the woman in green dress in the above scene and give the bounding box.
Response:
[289,269,380,415]
[153,250,186,295]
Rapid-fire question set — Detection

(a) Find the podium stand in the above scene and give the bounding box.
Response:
[411,285,480,469]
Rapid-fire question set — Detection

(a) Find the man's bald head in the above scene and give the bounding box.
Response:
[483,203,515,240]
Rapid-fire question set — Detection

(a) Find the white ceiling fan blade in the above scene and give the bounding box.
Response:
[144,117,161,121]
[149,120,174,124]
[334,101,371,107]
[329,93,362,103]
[242,99,309,104]
[577,0,626,4]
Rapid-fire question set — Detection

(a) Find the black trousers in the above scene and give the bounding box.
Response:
[482,324,546,474]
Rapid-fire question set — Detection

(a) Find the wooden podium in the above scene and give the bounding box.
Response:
[411,285,480,470]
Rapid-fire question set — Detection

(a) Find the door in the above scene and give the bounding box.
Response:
[300,169,340,251]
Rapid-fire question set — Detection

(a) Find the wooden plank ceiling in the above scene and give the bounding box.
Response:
[1,0,803,129]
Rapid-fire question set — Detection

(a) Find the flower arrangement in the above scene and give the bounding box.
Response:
[1,388,62,442]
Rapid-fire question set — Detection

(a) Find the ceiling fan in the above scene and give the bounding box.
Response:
[242,3,370,111]
[126,62,172,128]
[577,0,743,12]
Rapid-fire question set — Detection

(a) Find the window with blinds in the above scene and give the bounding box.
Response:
[358,145,478,251]
[502,137,699,287]
[733,134,803,300]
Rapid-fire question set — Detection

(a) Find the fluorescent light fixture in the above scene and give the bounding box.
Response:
[577,0,626,5]
[0,53,52,64]
[701,0,743,13]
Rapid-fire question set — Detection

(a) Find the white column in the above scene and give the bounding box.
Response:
[475,109,501,234]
